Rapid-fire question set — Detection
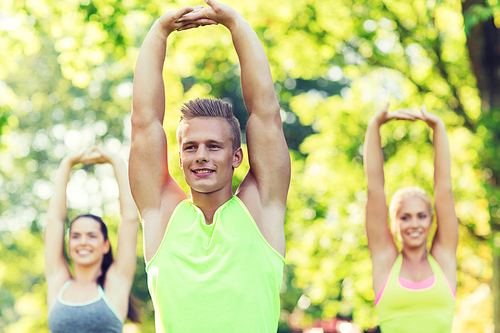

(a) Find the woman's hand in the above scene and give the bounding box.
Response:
[64,145,118,166]
[370,102,419,127]
[417,105,444,129]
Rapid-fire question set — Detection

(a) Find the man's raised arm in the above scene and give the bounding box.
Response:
[180,0,291,205]
[130,8,199,215]
[231,6,291,205]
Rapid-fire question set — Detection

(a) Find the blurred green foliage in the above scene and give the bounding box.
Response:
[0,0,498,332]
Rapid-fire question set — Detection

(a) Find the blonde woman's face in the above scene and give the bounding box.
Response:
[396,196,432,249]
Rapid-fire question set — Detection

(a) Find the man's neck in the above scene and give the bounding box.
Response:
[190,188,234,225]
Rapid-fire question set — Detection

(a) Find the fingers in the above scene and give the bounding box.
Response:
[376,101,390,117]
[176,5,218,27]
[204,0,216,8]
[420,104,429,119]
[178,10,208,22]
[177,6,195,18]
[194,18,218,26]
[177,23,199,31]
[374,103,443,130]
[80,146,109,165]
[400,108,421,118]
[382,102,390,112]
[157,7,197,35]
[419,105,444,127]
[390,111,418,121]
[177,21,217,31]
[96,144,110,158]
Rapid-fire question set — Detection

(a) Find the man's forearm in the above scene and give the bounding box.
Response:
[228,16,278,117]
[132,20,169,124]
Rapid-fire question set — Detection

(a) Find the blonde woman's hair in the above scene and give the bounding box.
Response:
[389,186,433,238]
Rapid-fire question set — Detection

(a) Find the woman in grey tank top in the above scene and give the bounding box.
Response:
[45,146,140,332]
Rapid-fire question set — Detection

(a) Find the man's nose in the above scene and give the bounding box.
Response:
[195,146,209,163]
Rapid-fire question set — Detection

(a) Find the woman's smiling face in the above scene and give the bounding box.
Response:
[396,196,433,249]
[68,216,110,266]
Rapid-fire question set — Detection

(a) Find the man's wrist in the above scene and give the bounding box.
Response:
[223,13,244,32]
[152,18,173,39]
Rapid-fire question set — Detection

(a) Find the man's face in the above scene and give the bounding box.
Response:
[178,117,242,195]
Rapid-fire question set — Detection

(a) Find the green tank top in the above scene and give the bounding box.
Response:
[146,196,285,333]
[376,254,455,333]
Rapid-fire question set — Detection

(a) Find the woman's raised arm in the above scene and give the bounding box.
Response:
[417,107,458,287]
[99,146,139,283]
[364,105,418,293]
[95,146,139,320]
[45,148,102,308]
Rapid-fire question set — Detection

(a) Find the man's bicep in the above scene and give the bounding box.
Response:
[129,122,169,211]
[245,115,291,201]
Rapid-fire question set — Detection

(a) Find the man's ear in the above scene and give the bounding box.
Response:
[232,147,243,168]
[179,151,183,169]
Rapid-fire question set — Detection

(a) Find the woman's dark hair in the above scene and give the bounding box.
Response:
[71,214,141,323]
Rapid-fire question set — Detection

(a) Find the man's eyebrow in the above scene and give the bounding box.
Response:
[206,140,225,145]
[182,140,226,146]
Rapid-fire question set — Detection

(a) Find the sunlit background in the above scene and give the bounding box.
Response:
[1,0,499,332]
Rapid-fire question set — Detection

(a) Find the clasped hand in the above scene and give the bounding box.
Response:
[373,103,443,129]
[66,145,116,166]
[159,0,238,34]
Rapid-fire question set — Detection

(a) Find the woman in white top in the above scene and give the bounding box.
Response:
[45,146,140,332]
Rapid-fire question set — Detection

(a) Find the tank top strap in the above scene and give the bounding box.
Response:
[98,285,124,324]
[232,195,285,262]
[389,253,403,279]
[427,254,441,273]
[57,279,73,300]
[427,253,457,298]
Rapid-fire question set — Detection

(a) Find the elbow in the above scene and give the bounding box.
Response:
[121,206,140,223]
[366,184,385,195]
[130,109,160,141]
[434,184,453,198]
[130,106,160,129]
[247,96,281,118]
[130,108,146,129]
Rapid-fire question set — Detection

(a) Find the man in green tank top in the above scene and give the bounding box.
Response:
[130,0,291,331]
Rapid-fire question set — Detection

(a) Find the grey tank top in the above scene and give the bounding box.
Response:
[47,280,123,333]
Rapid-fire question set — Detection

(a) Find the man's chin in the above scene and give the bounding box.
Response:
[189,185,218,195]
